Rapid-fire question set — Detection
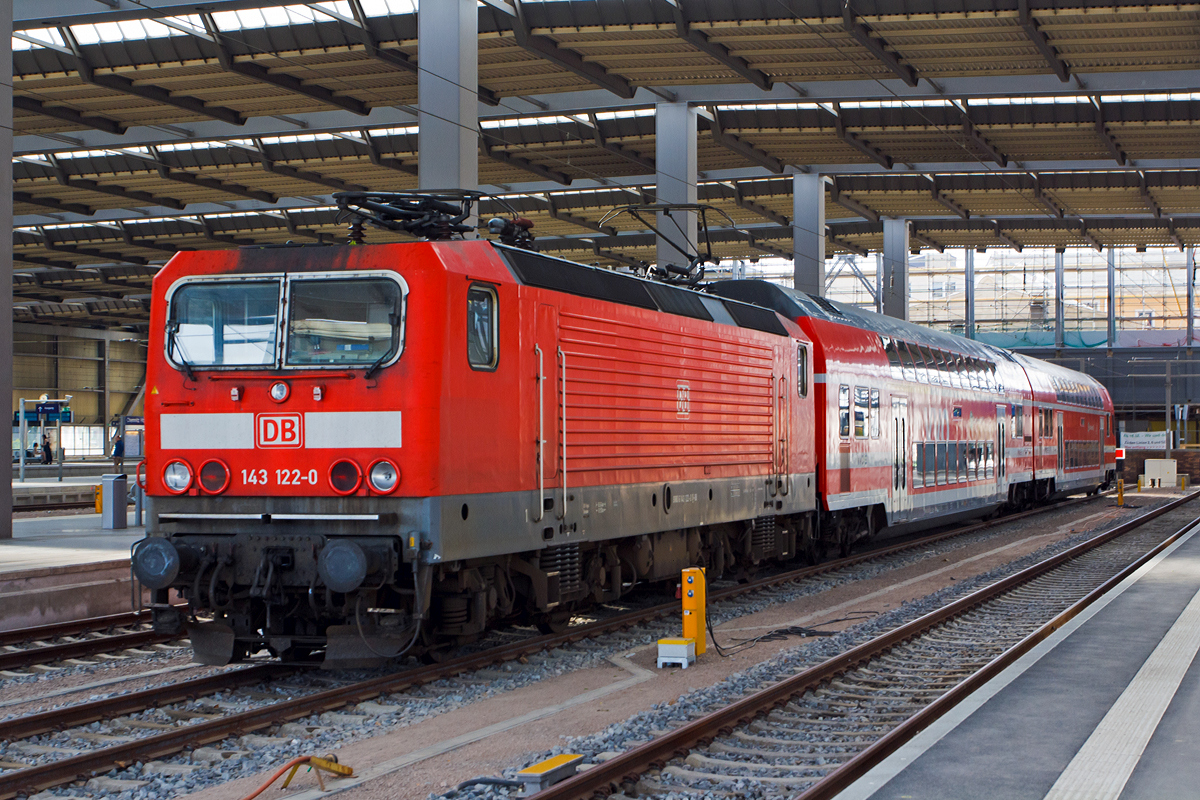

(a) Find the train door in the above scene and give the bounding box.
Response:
[1056,411,1065,485]
[773,344,790,498]
[533,304,560,522]
[891,397,909,518]
[996,404,1007,490]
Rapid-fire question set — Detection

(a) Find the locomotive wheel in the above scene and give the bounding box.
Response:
[535,609,574,634]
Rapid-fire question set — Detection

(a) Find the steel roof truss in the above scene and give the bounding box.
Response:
[1017,0,1069,83]
[38,152,187,211]
[198,13,369,117]
[542,194,616,235]
[57,26,244,127]
[581,238,644,269]
[959,110,1007,167]
[830,177,880,223]
[731,183,789,227]
[1140,174,1163,219]
[745,233,791,260]
[14,191,94,217]
[247,137,366,193]
[910,231,944,253]
[479,132,572,186]
[587,113,656,172]
[668,1,771,91]
[832,104,893,169]
[828,231,869,257]
[1091,98,1127,167]
[507,0,636,100]
[704,109,783,174]
[928,177,970,219]
[843,3,918,88]
[1077,221,1103,252]
[991,221,1022,252]
[13,95,127,135]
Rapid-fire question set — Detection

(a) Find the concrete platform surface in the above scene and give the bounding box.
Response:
[0,512,147,630]
[842,516,1200,800]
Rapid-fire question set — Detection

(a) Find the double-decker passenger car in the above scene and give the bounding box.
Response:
[711,281,1116,553]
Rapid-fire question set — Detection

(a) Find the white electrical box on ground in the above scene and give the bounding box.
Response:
[657,637,696,668]
[1144,459,1178,488]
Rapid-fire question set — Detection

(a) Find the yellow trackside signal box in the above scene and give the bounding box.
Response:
[681,566,706,656]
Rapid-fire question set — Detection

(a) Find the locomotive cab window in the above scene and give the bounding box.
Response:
[167,279,281,368]
[467,284,499,370]
[286,277,403,367]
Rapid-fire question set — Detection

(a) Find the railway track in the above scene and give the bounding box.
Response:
[13,500,98,513]
[0,490,1121,798]
[532,490,1200,800]
[0,611,191,674]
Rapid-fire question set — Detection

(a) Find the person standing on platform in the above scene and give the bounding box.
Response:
[112,434,125,471]
[41,436,51,465]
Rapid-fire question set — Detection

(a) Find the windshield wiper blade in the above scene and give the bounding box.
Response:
[167,322,196,381]
[364,350,390,380]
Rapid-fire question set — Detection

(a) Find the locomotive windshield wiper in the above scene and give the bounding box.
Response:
[166,321,196,381]
[363,312,399,380]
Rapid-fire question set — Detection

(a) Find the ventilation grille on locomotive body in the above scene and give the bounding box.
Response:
[540,543,584,598]
[751,515,777,559]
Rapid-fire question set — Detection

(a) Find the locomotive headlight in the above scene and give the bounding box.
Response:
[269,381,290,403]
[163,460,193,493]
[368,460,400,493]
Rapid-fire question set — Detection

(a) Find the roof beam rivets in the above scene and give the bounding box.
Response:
[842,2,918,88]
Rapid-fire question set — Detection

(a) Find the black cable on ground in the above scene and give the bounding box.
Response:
[705,611,880,657]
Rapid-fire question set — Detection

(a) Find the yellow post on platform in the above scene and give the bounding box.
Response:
[681,567,706,656]
[1117,479,1124,506]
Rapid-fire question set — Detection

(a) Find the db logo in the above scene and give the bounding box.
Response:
[256,413,303,448]
[676,381,691,419]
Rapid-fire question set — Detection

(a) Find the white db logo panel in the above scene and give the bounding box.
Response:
[256,413,303,448]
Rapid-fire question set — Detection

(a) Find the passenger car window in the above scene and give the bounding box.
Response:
[869,389,880,438]
[839,385,851,438]
[854,387,869,438]
[467,285,499,370]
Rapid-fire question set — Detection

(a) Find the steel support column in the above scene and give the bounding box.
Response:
[0,4,12,537]
[792,173,825,297]
[965,248,976,340]
[1107,248,1117,347]
[881,218,909,321]
[654,103,697,270]
[1188,246,1195,347]
[1055,249,1065,348]
[418,0,478,196]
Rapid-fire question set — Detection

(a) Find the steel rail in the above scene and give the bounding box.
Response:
[0,630,177,672]
[0,664,286,742]
[0,490,1116,798]
[13,500,96,512]
[0,611,157,648]
[531,490,1199,800]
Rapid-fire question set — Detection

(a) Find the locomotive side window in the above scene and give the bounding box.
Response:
[839,385,851,438]
[796,346,808,398]
[467,285,499,370]
[286,278,402,367]
[167,280,280,367]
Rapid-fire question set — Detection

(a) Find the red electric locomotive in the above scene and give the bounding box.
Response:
[132,193,1114,666]
[133,194,818,666]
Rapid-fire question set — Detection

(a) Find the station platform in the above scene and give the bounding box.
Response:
[0,512,145,631]
[843,514,1200,800]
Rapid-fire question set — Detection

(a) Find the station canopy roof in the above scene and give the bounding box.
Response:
[10,0,1200,328]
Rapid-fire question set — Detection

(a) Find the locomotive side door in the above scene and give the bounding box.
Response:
[891,397,909,518]
[533,304,560,521]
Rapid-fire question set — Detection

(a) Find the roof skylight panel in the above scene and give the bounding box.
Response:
[12,28,65,51]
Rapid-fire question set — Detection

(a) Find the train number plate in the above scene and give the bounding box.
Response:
[240,468,320,487]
